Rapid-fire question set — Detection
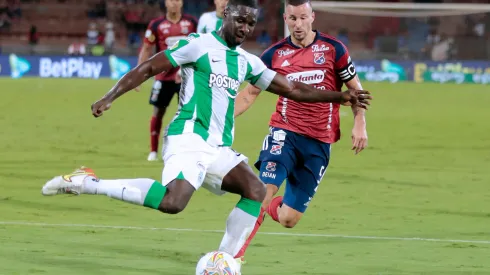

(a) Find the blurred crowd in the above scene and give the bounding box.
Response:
[0,0,489,60]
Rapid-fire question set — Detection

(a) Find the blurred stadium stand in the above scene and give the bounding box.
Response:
[0,0,488,60]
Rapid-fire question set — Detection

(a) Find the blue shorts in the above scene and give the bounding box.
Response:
[254,127,331,213]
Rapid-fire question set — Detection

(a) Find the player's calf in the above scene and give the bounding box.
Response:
[261,184,280,209]
[218,162,266,256]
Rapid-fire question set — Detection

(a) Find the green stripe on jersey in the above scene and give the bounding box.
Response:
[222,50,239,146]
[246,62,262,85]
[193,54,213,141]
[216,18,223,31]
[166,53,213,141]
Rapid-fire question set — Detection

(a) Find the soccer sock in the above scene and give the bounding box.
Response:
[266,196,283,223]
[234,207,265,258]
[150,116,163,152]
[82,177,167,210]
[219,197,262,256]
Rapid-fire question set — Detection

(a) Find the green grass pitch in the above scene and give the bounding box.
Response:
[0,78,489,274]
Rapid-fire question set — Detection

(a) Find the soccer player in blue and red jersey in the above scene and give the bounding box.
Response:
[233,0,368,261]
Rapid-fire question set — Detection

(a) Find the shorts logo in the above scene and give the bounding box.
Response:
[314,53,326,65]
[270,145,282,155]
[261,172,276,179]
[196,161,205,171]
[265,162,276,172]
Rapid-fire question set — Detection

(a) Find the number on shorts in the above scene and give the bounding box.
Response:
[315,165,327,192]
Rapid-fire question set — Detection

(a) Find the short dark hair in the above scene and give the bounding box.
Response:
[228,0,259,9]
[286,0,311,6]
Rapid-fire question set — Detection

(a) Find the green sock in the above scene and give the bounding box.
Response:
[143,181,167,209]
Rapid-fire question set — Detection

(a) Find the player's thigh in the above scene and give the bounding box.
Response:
[161,133,218,191]
[203,147,254,196]
[149,80,180,108]
[283,154,330,214]
[254,127,297,187]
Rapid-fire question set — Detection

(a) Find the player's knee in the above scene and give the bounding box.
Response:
[159,199,186,214]
[279,217,299,228]
[159,192,189,214]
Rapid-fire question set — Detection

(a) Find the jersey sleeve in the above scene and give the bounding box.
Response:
[164,33,201,67]
[197,14,207,33]
[334,42,357,82]
[144,19,158,45]
[245,54,277,90]
[259,46,275,69]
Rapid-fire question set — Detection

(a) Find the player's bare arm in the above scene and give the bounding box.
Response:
[266,73,371,107]
[91,52,173,117]
[234,84,262,117]
[134,43,154,92]
[345,74,368,154]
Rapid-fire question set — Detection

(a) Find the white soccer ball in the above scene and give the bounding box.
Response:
[196,251,240,275]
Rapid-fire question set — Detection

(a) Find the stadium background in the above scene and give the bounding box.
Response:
[1,1,490,274]
[1,0,489,83]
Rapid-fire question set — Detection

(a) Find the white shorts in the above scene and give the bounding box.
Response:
[161,133,248,196]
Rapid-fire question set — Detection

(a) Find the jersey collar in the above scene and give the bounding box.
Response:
[211,31,237,50]
[287,30,319,49]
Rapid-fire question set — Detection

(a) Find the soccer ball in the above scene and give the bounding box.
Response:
[196,251,240,275]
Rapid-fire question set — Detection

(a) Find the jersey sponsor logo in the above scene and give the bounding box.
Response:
[312,44,330,52]
[209,73,240,95]
[265,162,277,172]
[277,49,295,57]
[286,70,325,84]
[270,144,282,155]
[165,36,187,47]
[314,53,326,65]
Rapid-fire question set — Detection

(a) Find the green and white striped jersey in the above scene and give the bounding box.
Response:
[164,31,276,147]
[197,11,222,33]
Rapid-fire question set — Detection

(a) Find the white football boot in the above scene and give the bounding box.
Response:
[235,257,245,274]
[41,167,98,196]
[147,151,158,161]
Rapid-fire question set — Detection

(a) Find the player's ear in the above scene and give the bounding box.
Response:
[283,13,286,22]
[311,11,315,21]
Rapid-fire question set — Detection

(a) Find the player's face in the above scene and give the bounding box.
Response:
[215,0,229,17]
[284,3,315,41]
[165,0,183,14]
[222,5,258,46]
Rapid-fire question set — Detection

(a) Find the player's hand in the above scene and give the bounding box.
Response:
[341,89,372,109]
[134,86,141,92]
[352,119,368,155]
[91,98,112,118]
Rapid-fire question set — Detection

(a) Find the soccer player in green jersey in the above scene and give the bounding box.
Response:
[41,0,371,269]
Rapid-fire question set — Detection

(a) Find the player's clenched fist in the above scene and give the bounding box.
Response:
[341,89,372,109]
[91,98,112,118]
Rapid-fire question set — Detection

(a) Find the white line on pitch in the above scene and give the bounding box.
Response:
[1,221,489,245]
